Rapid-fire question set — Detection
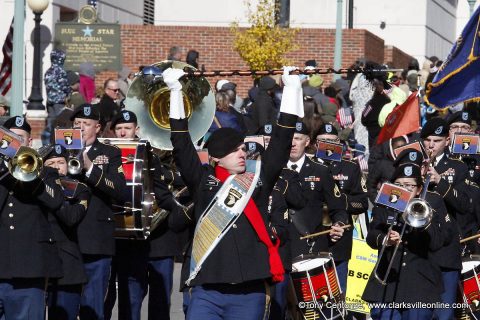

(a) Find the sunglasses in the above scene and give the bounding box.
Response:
[108,88,120,93]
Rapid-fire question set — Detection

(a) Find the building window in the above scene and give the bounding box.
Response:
[144,0,154,25]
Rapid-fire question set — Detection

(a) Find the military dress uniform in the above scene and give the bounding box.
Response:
[70,105,127,320]
[0,164,64,319]
[170,112,297,320]
[47,163,91,320]
[362,164,449,320]
[317,157,368,293]
[287,154,348,258]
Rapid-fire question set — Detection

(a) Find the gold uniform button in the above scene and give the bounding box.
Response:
[403,252,407,256]
[8,213,13,218]
[232,224,237,228]
[402,262,406,267]
[8,191,13,195]
[9,226,14,230]
[8,203,13,207]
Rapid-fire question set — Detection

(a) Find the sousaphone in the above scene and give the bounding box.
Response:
[124,60,215,150]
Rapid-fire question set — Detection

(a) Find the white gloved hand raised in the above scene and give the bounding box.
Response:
[163,68,186,119]
[279,66,304,118]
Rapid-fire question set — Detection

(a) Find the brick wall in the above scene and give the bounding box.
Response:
[95,25,413,97]
[384,45,413,69]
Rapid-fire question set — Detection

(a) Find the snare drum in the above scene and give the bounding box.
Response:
[461,256,480,312]
[290,253,344,320]
[99,138,156,239]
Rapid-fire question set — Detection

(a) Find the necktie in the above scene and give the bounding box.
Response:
[291,164,298,172]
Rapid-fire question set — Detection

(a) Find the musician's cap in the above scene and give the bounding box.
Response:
[205,128,245,158]
[110,110,138,130]
[393,149,424,168]
[420,117,449,138]
[259,76,277,91]
[308,75,324,88]
[245,141,265,160]
[317,123,338,136]
[391,163,421,181]
[3,116,31,134]
[70,103,101,121]
[448,111,472,126]
[294,122,309,136]
[258,123,274,136]
[44,144,68,160]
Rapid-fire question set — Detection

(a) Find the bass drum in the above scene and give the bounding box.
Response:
[99,138,158,240]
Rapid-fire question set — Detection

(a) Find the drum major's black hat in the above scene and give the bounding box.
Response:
[205,128,245,159]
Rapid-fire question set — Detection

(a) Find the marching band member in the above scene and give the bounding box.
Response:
[313,123,369,293]
[287,122,348,258]
[107,110,182,320]
[362,164,448,320]
[420,117,474,320]
[69,104,127,320]
[44,144,91,320]
[0,117,64,319]
[165,66,303,319]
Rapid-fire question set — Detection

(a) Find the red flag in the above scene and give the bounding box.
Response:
[0,18,13,96]
[376,92,420,145]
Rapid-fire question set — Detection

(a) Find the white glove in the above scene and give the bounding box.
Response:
[163,68,186,119]
[280,66,304,118]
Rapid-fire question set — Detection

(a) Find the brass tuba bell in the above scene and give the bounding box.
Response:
[124,61,216,150]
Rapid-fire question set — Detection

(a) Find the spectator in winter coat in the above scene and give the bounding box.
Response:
[79,62,96,103]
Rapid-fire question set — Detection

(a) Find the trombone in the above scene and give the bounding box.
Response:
[373,156,434,285]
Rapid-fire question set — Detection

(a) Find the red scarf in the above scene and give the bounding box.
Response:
[215,165,284,282]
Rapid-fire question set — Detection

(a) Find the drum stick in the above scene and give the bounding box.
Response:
[460,233,480,244]
[300,224,352,240]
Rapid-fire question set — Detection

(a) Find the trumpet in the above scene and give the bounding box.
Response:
[373,154,434,285]
[67,150,84,176]
[8,146,44,182]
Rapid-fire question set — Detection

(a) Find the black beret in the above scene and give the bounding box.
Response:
[3,116,31,134]
[393,148,424,167]
[317,123,338,136]
[110,110,138,130]
[448,111,472,126]
[245,141,265,160]
[294,122,309,135]
[258,123,274,136]
[391,163,422,181]
[70,103,101,121]
[44,144,68,160]
[205,128,245,158]
[420,117,449,138]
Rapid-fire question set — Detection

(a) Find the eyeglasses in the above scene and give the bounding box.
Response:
[394,183,418,191]
[449,125,470,131]
[108,88,120,93]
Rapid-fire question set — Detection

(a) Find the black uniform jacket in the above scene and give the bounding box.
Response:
[148,154,183,258]
[289,156,349,258]
[433,153,475,238]
[77,139,127,255]
[327,159,369,262]
[362,192,447,304]
[0,166,63,278]
[49,181,90,285]
[169,113,297,286]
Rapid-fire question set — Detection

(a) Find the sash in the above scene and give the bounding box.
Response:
[187,160,261,285]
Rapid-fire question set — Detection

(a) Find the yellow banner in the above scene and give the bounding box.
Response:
[345,237,378,314]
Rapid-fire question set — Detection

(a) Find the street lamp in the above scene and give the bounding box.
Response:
[26,0,49,110]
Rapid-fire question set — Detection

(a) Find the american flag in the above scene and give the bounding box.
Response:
[0,19,13,96]
[337,106,353,128]
[357,154,369,172]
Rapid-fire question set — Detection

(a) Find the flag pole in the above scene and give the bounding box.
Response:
[10,0,25,116]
